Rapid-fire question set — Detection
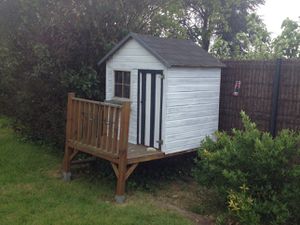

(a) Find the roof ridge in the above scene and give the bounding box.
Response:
[130,32,195,43]
[130,33,171,67]
[98,32,225,68]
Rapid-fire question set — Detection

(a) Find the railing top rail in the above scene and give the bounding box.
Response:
[72,97,122,108]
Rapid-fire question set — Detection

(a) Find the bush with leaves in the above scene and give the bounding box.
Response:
[195,112,300,225]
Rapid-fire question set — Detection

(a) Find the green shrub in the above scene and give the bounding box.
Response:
[195,111,300,225]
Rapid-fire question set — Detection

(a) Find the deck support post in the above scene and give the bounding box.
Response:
[62,92,75,181]
[115,152,127,203]
[113,162,139,203]
[62,146,72,181]
[115,102,131,203]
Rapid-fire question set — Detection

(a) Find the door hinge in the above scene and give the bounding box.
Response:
[160,74,165,80]
[156,139,163,145]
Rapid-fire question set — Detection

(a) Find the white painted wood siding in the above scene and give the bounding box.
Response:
[105,39,166,147]
[164,68,221,154]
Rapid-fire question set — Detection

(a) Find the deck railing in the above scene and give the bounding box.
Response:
[65,93,130,160]
[64,93,132,202]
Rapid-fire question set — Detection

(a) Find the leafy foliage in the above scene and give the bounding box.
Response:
[177,0,265,51]
[210,13,272,59]
[273,18,300,58]
[0,0,177,147]
[195,112,300,225]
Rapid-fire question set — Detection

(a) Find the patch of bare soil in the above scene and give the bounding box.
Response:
[149,179,216,225]
[155,201,215,225]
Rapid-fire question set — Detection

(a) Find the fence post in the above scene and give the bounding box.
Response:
[270,59,282,137]
[62,92,75,181]
[115,101,130,203]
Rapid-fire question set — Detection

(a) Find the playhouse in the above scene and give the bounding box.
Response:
[62,33,224,202]
[98,33,224,154]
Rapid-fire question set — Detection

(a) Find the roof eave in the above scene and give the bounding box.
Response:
[170,63,226,68]
[97,33,132,66]
[130,33,171,68]
[97,32,172,68]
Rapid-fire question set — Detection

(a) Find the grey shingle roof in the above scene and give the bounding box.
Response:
[98,33,225,68]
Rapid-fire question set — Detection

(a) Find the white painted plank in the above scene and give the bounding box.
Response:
[167,122,218,135]
[165,136,207,153]
[167,91,220,99]
[167,103,219,114]
[145,73,151,146]
[154,75,161,148]
[168,84,220,92]
[167,97,220,107]
[164,67,221,154]
[167,109,219,121]
[168,78,221,86]
[166,115,219,128]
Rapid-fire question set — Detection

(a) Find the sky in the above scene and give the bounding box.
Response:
[257,0,299,38]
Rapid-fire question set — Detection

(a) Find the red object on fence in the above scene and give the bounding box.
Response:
[233,81,241,96]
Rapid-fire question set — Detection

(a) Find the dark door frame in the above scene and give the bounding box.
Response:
[137,69,164,149]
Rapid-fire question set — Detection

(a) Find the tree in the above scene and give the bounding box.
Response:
[177,0,265,51]
[0,0,176,146]
[210,13,272,59]
[273,18,300,58]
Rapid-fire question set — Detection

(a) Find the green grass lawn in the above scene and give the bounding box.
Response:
[0,117,192,225]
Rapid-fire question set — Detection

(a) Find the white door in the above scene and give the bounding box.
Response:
[137,70,163,149]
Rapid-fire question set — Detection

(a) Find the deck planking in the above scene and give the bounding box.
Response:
[127,143,165,164]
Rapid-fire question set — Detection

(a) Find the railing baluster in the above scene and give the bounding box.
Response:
[72,100,77,139]
[77,100,81,141]
[108,106,115,153]
[91,103,96,146]
[112,108,120,155]
[87,103,91,145]
[97,105,103,148]
[84,102,89,144]
[101,105,107,150]
[105,106,111,152]
[82,102,86,143]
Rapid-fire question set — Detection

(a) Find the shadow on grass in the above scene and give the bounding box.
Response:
[77,152,197,192]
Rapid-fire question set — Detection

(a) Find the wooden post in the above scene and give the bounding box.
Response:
[270,59,282,137]
[115,101,130,203]
[62,92,75,181]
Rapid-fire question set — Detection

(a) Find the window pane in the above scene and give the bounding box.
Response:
[115,71,122,83]
[124,85,130,98]
[114,71,130,99]
[124,72,130,85]
[115,84,122,97]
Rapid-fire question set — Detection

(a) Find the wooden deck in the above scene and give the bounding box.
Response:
[127,144,165,164]
[68,141,165,164]
[62,93,193,203]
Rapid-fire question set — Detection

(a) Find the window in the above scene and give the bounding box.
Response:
[114,71,130,98]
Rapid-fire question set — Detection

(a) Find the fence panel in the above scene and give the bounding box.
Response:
[277,59,300,132]
[219,59,300,134]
